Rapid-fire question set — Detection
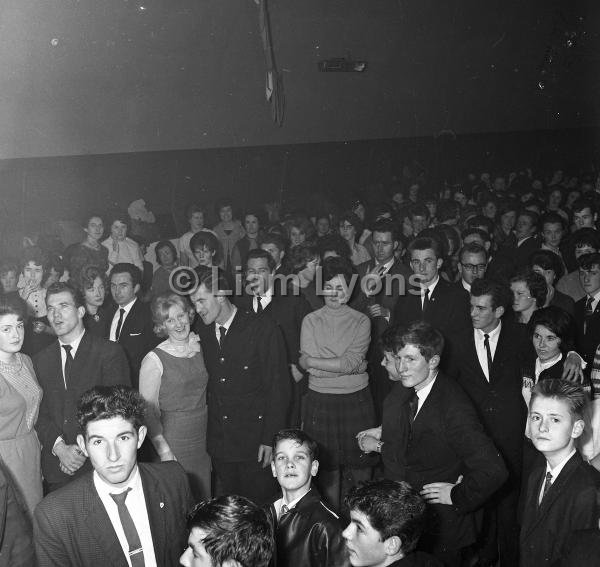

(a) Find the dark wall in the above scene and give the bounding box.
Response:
[1,128,597,245]
[0,0,596,159]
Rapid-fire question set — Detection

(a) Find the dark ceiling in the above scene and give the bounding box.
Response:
[0,0,597,159]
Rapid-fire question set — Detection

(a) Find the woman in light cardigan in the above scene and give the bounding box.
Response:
[300,256,376,511]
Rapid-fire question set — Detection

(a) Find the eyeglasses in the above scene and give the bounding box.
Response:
[462,263,487,272]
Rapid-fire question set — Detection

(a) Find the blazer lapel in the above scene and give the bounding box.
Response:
[466,331,490,385]
[83,477,129,567]
[141,467,168,565]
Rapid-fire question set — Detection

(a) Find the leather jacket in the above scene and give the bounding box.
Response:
[265,488,349,567]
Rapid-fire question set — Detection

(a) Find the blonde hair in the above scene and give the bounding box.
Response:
[151,293,195,337]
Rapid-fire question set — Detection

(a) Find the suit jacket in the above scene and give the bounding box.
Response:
[390,277,471,366]
[234,281,311,366]
[108,298,160,388]
[449,322,529,477]
[574,295,600,371]
[513,236,541,269]
[33,462,193,567]
[520,453,600,567]
[195,308,290,462]
[381,375,508,553]
[265,488,349,567]
[33,332,131,485]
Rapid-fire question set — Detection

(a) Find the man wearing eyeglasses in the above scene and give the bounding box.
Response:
[457,243,488,293]
[390,236,470,369]
[34,282,130,493]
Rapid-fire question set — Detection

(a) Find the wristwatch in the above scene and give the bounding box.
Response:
[375,441,384,453]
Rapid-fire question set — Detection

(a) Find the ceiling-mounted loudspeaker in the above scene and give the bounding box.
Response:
[318,58,367,72]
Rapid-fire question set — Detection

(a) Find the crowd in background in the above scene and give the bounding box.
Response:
[1,164,600,566]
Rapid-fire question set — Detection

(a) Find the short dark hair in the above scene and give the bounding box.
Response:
[77,385,146,436]
[461,227,491,244]
[470,278,512,311]
[46,281,86,309]
[458,242,488,264]
[0,258,18,278]
[528,306,574,352]
[320,256,355,288]
[530,250,564,280]
[186,203,205,221]
[409,204,430,220]
[345,480,427,554]
[466,215,494,234]
[371,219,399,242]
[246,248,276,272]
[531,379,586,420]
[261,233,287,252]
[190,231,221,265]
[286,243,318,274]
[578,252,600,271]
[408,236,443,260]
[381,321,444,361]
[572,199,597,215]
[109,263,142,288]
[155,240,178,266]
[317,234,352,261]
[106,209,130,230]
[187,495,274,567]
[82,212,105,228]
[0,294,27,321]
[540,212,566,231]
[272,429,318,461]
[510,269,547,308]
[572,228,600,250]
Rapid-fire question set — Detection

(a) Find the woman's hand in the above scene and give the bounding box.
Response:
[356,426,382,453]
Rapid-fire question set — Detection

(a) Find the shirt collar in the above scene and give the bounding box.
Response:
[217,305,237,331]
[422,275,440,294]
[59,329,86,351]
[377,257,395,273]
[118,297,137,315]
[536,352,563,374]
[415,373,437,402]
[546,448,576,478]
[462,279,471,292]
[475,320,502,340]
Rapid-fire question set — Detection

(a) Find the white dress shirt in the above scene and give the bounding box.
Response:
[109,298,137,342]
[474,322,502,381]
[58,329,86,389]
[93,466,157,567]
[538,449,576,505]
[214,306,237,343]
[254,286,274,312]
[273,487,311,520]
[421,276,440,309]
[414,374,438,416]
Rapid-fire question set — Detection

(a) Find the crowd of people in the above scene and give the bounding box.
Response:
[1,167,600,566]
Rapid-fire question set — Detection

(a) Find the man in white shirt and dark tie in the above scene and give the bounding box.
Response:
[34,385,193,567]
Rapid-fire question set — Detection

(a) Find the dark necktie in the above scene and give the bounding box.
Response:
[408,391,419,427]
[218,325,227,349]
[539,471,553,506]
[62,345,73,389]
[584,296,594,334]
[280,503,290,519]
[114,308,125,341]
[422,288,430,314]
[256,295,263,314]
[110,488,145,566]
[484,333,493,379]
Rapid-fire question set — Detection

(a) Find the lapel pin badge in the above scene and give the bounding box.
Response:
[160,502,164,509]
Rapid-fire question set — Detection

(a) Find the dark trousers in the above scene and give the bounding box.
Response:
[212,459,278,506]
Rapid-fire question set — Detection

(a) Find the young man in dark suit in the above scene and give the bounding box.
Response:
[34,282,131,493]
[357,322,507,566]
[390,236,470,369]
[34,385,193,567]
[235,249,311,426]
[191,266,290,505]
[448,278,528,566]
[352,219,412,418]
[574,252,600,372]
[108,263,159,388]
[520,379,600,567]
